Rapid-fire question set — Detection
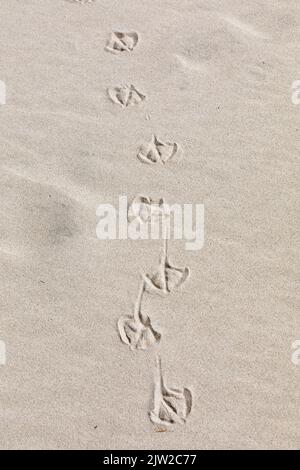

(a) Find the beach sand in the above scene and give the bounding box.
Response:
[0,0,299,449]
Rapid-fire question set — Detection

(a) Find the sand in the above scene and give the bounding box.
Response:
[0,0,300,450]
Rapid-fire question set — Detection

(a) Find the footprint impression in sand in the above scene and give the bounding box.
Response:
[104,13,194,428]
[107,84,146,108]
[143,229,190,295]
[128,195,165,224]
[117,281,161,351]
[106,31,139,54]
[137,135,179,165]
[149,355,192,427]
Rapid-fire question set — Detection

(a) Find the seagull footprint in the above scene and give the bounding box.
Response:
[149,355,193,427]
[106,31,139,54]
[143,230,190,295]
[137,135,179,165]
[117,281,161,350]
[108,84,146,108]
[128,195,165,224]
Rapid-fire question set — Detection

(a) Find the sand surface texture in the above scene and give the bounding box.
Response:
[0,0,300,449]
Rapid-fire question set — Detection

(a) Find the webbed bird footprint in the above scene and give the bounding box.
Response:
[108,84,146,108]
[128,195,165,224]
[149,355,193,427]
[137,135,179,165]
[106,31,139,54]
[143,231,190,295]
[117,281,161,350]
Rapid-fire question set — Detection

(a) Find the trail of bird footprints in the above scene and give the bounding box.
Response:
[104,24,192,428]
[69,2,191,427]
[67,0,193,428]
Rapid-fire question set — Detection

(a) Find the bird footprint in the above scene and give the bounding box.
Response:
[128,195,165,224]
[106,31,139,54]
[107,84,146,108]
[117,281,161,350]
[149,355,193,427]
[137,135,179,165]
[143,230,190,295]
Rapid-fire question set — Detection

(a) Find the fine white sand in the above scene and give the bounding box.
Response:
[0,0,300,449]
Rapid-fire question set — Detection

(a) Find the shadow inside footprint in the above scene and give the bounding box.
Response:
[149,355,193,426]
[117,281,161,350]
[106,31,139,54]
[137,135,179,165]
[107,84,146,108]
